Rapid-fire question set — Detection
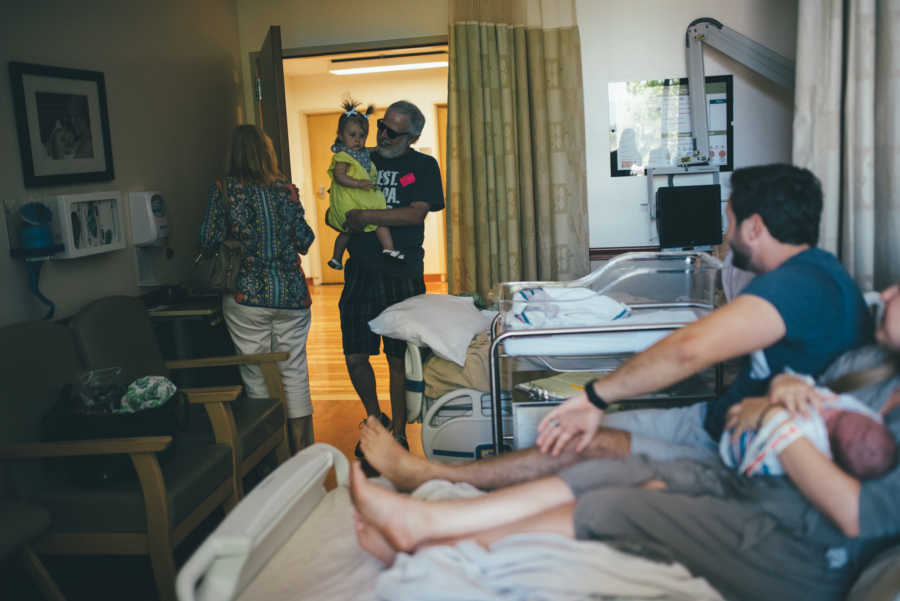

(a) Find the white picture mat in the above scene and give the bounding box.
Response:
[23,73,108,176]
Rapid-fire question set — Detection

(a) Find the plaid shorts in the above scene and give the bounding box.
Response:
[339,257,425,357]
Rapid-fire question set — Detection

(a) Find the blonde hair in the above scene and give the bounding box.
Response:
[227,125,282,184]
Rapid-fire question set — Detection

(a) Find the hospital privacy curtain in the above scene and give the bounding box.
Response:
[446,21,589,299]
[793,0,900,290]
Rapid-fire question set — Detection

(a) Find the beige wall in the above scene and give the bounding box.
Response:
[284,68,449,282]
[0,0,243,326]
[234,0,449,128]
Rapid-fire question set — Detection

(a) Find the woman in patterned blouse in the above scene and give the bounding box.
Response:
[200,124,316,453]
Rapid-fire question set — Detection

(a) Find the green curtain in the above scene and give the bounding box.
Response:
[446,22,589,300]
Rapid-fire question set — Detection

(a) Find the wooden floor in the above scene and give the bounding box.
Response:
[307,280,446,465]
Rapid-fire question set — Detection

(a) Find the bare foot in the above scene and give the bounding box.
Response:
[349,461,429,553]
[353,509,397,566]
[359,415,434,491]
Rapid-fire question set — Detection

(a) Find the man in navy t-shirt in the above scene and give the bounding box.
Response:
[356,164,873,493]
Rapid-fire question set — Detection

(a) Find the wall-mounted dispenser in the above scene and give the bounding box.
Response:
[52,191,125,259]
[130,191,169,286]
[130,191,168,246]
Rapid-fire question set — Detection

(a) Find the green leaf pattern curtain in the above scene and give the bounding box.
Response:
[446,22,589,299]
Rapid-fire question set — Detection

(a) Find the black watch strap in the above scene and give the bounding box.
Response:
[584,378,609,410]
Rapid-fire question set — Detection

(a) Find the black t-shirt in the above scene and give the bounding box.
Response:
[347,148,444,276]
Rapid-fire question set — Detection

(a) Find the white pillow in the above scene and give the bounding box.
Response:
[368,294,493,366]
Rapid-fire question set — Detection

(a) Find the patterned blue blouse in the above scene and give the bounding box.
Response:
[200,177,315,309]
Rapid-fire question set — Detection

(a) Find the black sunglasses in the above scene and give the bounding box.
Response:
[377,118,410,139]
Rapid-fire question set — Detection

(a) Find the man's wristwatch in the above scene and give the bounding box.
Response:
[584,378,609,410]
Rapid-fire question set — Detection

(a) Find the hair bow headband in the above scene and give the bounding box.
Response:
[344,109,368,118]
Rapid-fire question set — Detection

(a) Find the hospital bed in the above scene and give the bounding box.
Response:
[405,251,724,457]
[176,442,900,601]
[175,443,726,601]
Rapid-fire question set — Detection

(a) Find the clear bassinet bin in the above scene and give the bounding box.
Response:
[487,251,723,453]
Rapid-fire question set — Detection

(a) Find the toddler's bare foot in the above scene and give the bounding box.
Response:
[359,415,434,491]
[349,461,429,553]
[353,509,397,566]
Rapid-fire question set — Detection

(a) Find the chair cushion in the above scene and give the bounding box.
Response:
[30,438,231,533]
[69,295,169,385]
[235,397,285,462]
[0,500,51,557]
[183,396,284,462]
[0,321,83,445]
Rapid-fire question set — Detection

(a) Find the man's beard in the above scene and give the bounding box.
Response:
[730,241,752,271]
[375,143,407,159]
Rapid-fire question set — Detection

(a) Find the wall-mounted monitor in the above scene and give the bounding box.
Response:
[608,75,733,176]
[655,184,723,249]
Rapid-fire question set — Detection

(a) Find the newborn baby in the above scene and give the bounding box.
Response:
[721,394,897,480]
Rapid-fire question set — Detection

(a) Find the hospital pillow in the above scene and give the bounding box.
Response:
[368,294,493,366]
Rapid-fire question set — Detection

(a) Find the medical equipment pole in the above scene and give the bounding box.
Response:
[684,17,796,166]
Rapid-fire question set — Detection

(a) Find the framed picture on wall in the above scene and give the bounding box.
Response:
[9,61,115,187]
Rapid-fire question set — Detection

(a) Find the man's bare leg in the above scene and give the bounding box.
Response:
[386,355,406,438]
[345,353,381,418]
[359,415,631,492]
[349,460,575,553]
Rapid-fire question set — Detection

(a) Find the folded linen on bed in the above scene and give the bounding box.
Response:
[376,533,724,601]
[508,287,630,329]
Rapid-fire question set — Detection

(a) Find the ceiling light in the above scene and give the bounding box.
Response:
[329,61,448,76]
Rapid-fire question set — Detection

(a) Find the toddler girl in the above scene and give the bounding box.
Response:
[325,100,403,269]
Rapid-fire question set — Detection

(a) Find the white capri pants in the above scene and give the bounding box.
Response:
[222,295,312,418]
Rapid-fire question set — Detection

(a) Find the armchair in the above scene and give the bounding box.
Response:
[69,295,291,499]
[0,319,235,601]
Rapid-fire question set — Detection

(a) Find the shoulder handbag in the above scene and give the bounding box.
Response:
[194,181,243,293]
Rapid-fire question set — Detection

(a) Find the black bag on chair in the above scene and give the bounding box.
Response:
[41,368,181,486]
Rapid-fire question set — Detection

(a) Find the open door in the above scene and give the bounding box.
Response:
[254,26,291,178]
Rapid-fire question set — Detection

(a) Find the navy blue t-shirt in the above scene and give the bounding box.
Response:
[703,248,873,439]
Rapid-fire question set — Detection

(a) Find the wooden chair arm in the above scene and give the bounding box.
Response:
[181,385,243,405]
[0,436,173,459]
[165,351,289,370]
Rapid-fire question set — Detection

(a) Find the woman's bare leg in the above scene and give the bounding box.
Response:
[349,460,575,552]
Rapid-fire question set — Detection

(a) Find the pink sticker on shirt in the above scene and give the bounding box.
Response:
[399,172,416,187]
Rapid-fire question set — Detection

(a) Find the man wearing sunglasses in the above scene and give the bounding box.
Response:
[340,100,444,463]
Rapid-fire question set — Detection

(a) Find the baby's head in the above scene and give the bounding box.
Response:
[829,410,897,480]
[335,98,374,151]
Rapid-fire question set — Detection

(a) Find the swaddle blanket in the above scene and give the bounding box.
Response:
[720,393,880,476]
[509,287,630,329]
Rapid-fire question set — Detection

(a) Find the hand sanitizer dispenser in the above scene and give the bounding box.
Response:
[130,191,168,246]
[130,191,168,287]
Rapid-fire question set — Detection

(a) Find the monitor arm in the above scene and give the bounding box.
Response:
[685,17,795,165]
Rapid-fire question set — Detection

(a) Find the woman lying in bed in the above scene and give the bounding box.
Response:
[350,285,900,601]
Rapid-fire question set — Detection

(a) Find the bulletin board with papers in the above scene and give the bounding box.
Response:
[608,75,733,177]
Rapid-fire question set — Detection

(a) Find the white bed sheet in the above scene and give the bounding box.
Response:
[237,478,722,601]
[502,308,703,356]
[186,445,723,601]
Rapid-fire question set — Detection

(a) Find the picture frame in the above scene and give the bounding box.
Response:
[9,61,115,187]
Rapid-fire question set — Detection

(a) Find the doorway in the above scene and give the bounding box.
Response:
[280,44,449,285]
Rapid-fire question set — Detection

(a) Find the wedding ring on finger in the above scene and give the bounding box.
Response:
[550,418,560,428]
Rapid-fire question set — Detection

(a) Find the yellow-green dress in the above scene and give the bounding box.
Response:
[326,151,386,233]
